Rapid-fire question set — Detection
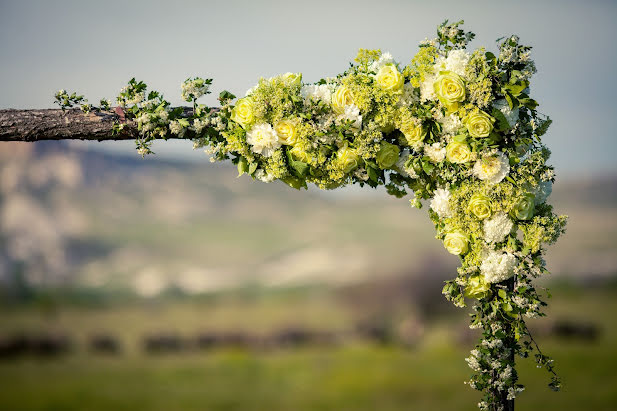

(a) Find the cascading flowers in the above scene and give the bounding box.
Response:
[60,19,567,411]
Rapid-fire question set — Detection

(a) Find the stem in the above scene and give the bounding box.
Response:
[502,277,516,411]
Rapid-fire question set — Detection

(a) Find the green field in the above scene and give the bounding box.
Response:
[1,284,616,411]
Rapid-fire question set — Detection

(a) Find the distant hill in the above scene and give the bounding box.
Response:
[1,141,615,298]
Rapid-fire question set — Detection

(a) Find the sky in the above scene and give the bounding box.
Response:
[1,0,616,178]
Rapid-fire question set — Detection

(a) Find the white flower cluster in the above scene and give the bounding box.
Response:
[472,152,510,185]
[437,49,470,78]
[425,142,446,163]
[181,78,210,102]
[439,113,462,135]
[246,123,281,157]
[169,120,185,137]
[430,188,452,218]
[301,84,333,104]
[481,250,518,283]
[483,212,514,243]
[368,52,394,73]
[336,104,362,130]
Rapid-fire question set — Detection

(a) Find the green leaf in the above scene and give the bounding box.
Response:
[491,108,510,132]
[498,289,507,299]
[237,157,248,177]
[248,162,258,176]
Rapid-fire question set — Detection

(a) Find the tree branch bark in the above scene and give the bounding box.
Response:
[0,108,196,142]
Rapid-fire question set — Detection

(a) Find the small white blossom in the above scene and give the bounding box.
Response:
[181,78,210,102]
[336,104,362,130]
[439,113,463,135]
[169,120,185,137]
[430,188,452,218]
[397,82,418,107]
[301,84,333,104]
[192,118,207,134]
[425,142,446,163]
[255,169,276,183]
[368,52,394,72]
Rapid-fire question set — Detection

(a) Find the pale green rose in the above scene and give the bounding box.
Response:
[281,72,302,87]
[230,97,255,129]
[376,64,404,92]
[468,193,492,220]
[510,193,536,220]
[446,141,472,163]
[464,110,495,138]
[433,71,465,111]
[443,231,469,255]
[290,145,312,164]
[331,85,355,114]
[464,275,490,299]
[401,123,426,146]
[336,144,360,174]
[274,119,299,145]
[375,141,400,169]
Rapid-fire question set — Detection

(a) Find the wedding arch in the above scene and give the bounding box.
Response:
[0,20,567,411]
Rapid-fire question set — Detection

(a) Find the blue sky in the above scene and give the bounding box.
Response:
[1,0,616,178]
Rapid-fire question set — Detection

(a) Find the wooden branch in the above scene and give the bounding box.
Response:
[0,108,197,142]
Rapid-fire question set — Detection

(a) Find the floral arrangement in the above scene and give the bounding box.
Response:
[57,20,567,411]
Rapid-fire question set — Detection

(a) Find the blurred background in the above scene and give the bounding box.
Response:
[1,1,616,410]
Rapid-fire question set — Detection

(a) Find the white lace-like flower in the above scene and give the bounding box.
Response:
[397,82,418,107]
[169,120,185,137]
[336,104,362,130]
[420,73,437,102]
[301,84,332,104]
[473,152,510,184]
[484,212,514,243]
[444,49,471,78]
[369,52,394,72]
[439,113,462,135]
[481,250,518,283]
[255,169,276,183]
[430,188,452,218]
[245,84,258,97]
[425,142,446,163]
[246,123,281,157]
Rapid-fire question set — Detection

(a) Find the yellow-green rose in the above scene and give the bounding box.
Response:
[401,122,426,146]
[464,275,490,299]
[433,71,465,111]
[510,193,535,220]
[274,119,299,145]
[336,144,360,174]
[376,64,404,92]
[230,97,255,129]
[331,85,354,114]
[446,141,473,163]
[375,141,400,169]
[464,110,495,138]
[290,145,312,164]
[281,72,302,87]
[443,231,469,255]
[468,193,492,220]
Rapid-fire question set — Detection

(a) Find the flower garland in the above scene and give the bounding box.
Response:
[57,20,567,411]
